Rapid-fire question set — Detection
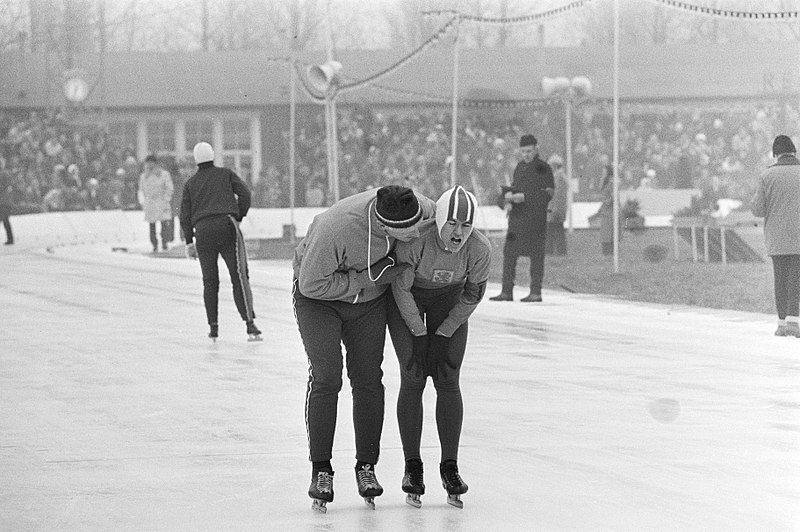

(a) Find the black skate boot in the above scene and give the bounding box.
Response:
[355,463,383,510]
[308,469,334,513]
[208,323,218,342]
[402,458,425,508]
[440,460,468,509]
[246,321,262,342]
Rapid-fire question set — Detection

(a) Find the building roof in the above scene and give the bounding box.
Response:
[1,43,797,109]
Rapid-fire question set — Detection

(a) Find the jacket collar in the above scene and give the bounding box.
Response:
[771,154,799,167]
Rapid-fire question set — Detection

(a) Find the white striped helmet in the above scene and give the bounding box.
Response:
[436,185,477,238]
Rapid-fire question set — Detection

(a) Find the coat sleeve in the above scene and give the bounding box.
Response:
[435,237,491,337]
[229,171,252,220]
[391,243,426,335]
[179,184,194,244]
[297,228,373,301]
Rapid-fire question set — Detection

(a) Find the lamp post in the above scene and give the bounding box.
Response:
[541,75,592,233]
[307,60,343,203]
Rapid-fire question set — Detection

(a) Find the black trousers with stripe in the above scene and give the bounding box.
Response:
[293,280,387,465]
[195,215,255,326]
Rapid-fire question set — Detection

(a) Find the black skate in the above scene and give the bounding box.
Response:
[308,470,334,513]
[440,460,468,509]
[246,321,262,342]
[355,463,383,509]
[402,458,425,508]
[208,323,218,342]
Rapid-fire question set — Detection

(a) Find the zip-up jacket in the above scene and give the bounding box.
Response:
[392,220,491,337]
[180,162,251,244]
[293,188,436,304]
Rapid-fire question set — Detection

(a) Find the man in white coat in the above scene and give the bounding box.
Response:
[138,154,174,253]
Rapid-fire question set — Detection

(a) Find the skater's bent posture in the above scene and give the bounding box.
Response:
[292,185,434,512]
[386,186,491,508]
[179,142,261,341]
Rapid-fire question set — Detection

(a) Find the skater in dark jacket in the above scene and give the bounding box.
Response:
[292,185,435,512]
[179,142,261,342]
[386,185,491,509]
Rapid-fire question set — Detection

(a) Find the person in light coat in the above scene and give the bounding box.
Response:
[138,154,174,252]
[751,134,800,337]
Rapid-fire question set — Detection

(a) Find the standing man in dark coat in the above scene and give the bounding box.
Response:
[490,134,554,302]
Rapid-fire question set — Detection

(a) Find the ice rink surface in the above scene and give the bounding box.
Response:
[1,243,798,531]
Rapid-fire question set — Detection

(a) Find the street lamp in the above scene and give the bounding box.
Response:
[541,75,592,233]
[307,60,343,204]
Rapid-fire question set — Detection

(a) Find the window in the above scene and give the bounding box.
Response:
[223,119,251,150]
[147,120,175,153]
[185,120,213,151]
[108,121,137,151]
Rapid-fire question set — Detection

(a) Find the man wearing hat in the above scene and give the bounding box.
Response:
[490,134,554,302]
[751,134,800,337]
[293,185,434,511]
[180,142,262,342]
[138,154,174,253]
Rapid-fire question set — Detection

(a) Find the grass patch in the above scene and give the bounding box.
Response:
[486,228,775,315]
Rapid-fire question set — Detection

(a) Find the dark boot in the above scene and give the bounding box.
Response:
[489,291,513,301]
[520,292,542,302]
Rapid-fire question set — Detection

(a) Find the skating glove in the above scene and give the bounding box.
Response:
[185,242,198,260]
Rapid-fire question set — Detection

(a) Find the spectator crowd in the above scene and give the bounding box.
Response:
[2,100,798,215]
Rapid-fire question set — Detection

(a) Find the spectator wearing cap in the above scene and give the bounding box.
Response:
[490,134,554,302]
[138,154,174,253]
[545,154,568,256]
[180,142,262,342]
[293,184,435,508]
[751,134,800,337]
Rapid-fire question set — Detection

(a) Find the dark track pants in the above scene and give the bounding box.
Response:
[194,215,255,325]
[1,213,12,243]
[771,254,800,319]
[293,280,387,464]
[386,285,468,463]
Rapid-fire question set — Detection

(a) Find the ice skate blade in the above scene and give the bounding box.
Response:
[247,334,263,342]
[363,497,376,510]
[311,499,328,513]
[447,494,463,509]
[405,494,422,508]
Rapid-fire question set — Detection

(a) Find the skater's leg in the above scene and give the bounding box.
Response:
[386,291,426,460]
[195,221,223,327]
[786,255,800,319]
[341,294,388,465]
[529,221,547,295]
[220,218,256,323]
[293,280,344,462]
[160,219,172,249]
[424,288,467,462]
[432,324,467,462]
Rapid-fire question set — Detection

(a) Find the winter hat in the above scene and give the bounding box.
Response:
[436,185,477,238]
[375,185,422,228]
[520,134,537,147]
[193,142,215,164]
[772,135,796,157]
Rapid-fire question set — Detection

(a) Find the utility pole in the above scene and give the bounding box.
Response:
[201,0,209,51]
